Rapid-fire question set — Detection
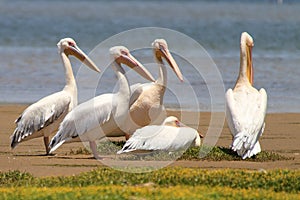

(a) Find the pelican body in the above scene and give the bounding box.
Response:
[124,39,183,136]
[10,38,100,154]
[49,46,155,159]
[225,32,267,159]
[117,116,202,154]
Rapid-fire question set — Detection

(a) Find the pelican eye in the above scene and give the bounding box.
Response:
[68,41,75,47]
[159,44,165,51]
[121,50,129,56]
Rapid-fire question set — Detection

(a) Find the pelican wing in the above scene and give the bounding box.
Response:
[129,82,159,107]
[225,89,239,135]
[49,94,115,152]
[129,83,144,107]
[225,88,267,158]
[117,126,197,154]
[10,91,71,148]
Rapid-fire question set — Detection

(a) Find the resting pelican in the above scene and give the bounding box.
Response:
[117,116,202,154]
[49,46,155,159]
[10,38,100,154]
[225,32,267,159]
[123,39,183,138]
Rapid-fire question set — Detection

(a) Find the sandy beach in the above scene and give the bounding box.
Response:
[0,104,299,177]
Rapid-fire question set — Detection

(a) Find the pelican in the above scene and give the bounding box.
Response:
[49,46,155,159]
[10,38,100,154]
[225,32,267,159]
[122,39,183,138]
[117,116,202,154]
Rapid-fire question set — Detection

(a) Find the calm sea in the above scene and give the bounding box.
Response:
[0,0,299,113]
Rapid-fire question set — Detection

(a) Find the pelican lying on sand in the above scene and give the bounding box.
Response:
[10,38,100,154]
[225,32,267,159]
[49,46,155,159]
[117,116,203,154]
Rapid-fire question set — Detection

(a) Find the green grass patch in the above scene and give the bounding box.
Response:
[181,146,293,162]
[0,167,299,194]
[0,185,299,200]
[67,147,91,155]
[70,141,293,162]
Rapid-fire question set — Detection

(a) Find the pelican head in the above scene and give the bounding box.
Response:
[163,116,184,127]
[57,38,100,73]
[240,32,254,85]
[163,116,204,139]
[152,39,183,82]
[109,46,155,82]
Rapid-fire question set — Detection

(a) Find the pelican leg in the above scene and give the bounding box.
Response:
[125,133,131,140]
[89,141,102,160]
[43,136,50,155]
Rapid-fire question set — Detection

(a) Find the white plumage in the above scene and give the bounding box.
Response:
[117,116,202,154]
[225,32,267,159]
[10,38,100,154]
[47,94,114,152]
[49,46,155,159]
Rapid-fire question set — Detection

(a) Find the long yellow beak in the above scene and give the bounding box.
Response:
[67,45,101,73]
[117,53,155,82]
[246,45,253,85]
[158,46,183,82]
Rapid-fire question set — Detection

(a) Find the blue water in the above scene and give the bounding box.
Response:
[0,0,299,112]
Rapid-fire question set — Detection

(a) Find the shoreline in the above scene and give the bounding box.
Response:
[0,104,299,177]
[1,103,299,114]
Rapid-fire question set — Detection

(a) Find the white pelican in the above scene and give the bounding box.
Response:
[117,116,202,154]
[49,46,155,159]
[225,32,267,159]
[123,39,183,138]
[10,38,100,154]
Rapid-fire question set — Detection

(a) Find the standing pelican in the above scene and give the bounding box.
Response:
[123,39,183,137]
[117,116,202,154]
[225,32,267,159]
[49,46,155,159]
[10,38,100,154]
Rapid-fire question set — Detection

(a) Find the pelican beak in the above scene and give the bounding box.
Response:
[157,46,183,82]
[175,120,186,127]
[198,132,204,138]
[118,53,155,82]
[246,44,253,85]
[67,45,101,73]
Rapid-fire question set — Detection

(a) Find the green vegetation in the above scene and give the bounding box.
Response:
[76,141,293,162]
[67,147,91,155]
[181,146,294,162]
[0,168,299,192]
[0,167,299,199]
[0,185,299,200]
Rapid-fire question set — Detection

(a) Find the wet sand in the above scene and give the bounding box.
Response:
[0,104,299,177]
